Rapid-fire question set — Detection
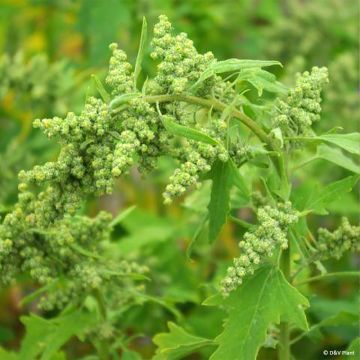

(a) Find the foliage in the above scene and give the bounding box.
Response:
[0,4,358,360]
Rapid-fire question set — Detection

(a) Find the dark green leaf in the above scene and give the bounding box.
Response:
[19,310,96,360]
[208,160,232,242]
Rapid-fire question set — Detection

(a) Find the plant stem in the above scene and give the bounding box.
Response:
[143,94,288,184]
[294,271,360,286]
[93,290,110,360]
[143,94,270,145]
[279,247,291,360]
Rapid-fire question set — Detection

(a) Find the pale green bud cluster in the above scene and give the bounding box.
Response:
[221,202,299,296]
[150,15,215,95]
[273,66,329,137]
[0,210,111,285]
[106,43,133,96]
[163,139,228,203]
[316,217,360,260]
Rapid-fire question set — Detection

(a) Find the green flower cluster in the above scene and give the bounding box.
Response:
[0,210,110,285]
[150,15,215,95]
[273,66,328,137]
[0,16,227,288]
[316,217,360,260]
[221,202,299,296]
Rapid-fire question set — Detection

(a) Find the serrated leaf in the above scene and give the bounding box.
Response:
[161,116,219,145]
[134,17,147,89]
[210,266,309,360]
[153,322,214,360]
[208,160,232,242]
[19,310,97,360]
[304,175,359,214]
[192,59,282,88]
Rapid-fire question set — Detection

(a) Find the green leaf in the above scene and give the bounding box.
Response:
[210,266,309,360]
[304,175,359,214]
[236,68,287,96]
[110,205,136,227]
[192,59,282,88]
[122,350,142,360]
[208,160,233,242]
[0,347,18,360]
[228,159,250,200]
[161,116,219,145]
[153,322,214,360]
[91,74,110,103]
[134,17,147,89]
[109,93,140,110]
[347,337,360,355]
[305,311,359,341]
[316,145,360,174]
[19,310,96,360]
[294,133,360,155]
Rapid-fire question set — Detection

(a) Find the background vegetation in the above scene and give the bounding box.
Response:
[0,0,358,359]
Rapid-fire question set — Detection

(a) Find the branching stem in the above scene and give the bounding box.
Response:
[143,94,288,187]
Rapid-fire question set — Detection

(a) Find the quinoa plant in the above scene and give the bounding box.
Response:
[0,15,359,360]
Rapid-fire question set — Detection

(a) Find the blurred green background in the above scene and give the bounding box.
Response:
[0,0,358,359]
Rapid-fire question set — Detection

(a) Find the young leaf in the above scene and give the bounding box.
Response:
[19,310,96,360]
[236,68,287,96]
[161,116,219,145]
[304,175,359,214]
[109,93,140,110]
[110,205,136,227]
[209,266,309,360]
[91,74,110,103]
[208,160,233,242]
[134,17,147,89]
[153,322,214,360]
[192,59,282,88]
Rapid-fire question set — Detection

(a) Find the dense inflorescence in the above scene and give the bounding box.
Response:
[150,14,215,95]
[0,15,335,301]
[273,67,328,138]
[0,15,225,287]
[315,218,360,260]
[221,202,299,296]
